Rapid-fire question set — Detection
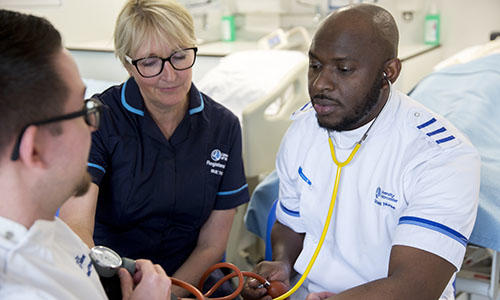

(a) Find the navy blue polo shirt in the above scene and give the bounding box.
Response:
[87,77,249,275]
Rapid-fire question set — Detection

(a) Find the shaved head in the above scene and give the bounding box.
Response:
[319,4,399,61]
[308,3,401,131]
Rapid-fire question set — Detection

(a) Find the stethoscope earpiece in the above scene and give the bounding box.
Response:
[383,72,392,88]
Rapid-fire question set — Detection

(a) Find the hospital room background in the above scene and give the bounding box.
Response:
[2,0,500,299]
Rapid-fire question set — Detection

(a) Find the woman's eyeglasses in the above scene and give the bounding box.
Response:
[10,97,106,161]
[125,47,198,78]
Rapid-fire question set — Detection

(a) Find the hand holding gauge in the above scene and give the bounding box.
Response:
[89,245,136,278]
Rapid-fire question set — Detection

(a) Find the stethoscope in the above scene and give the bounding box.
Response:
[90,76,392,300]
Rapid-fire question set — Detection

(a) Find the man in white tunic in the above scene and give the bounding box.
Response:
[0,9,171,300]
[242,4,480,300]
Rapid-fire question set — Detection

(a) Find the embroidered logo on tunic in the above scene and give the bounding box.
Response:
[207,149,228,176]
[211,149,222,161]
[373,187,399,210]
[210,149,228,162]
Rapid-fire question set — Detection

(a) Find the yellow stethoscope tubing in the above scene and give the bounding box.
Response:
[273,138,361,300]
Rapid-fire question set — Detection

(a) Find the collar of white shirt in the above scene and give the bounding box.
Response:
[0,216,28,244]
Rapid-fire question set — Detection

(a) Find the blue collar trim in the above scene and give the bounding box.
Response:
[121,79,203,116]
[121,79,144,116]
[189,91,204,115]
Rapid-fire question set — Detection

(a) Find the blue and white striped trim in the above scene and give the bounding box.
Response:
[426,127,446,137]
[189,92,204,115]
[398,216,468,247]
[217,183,248,196]
[87,162,106,174]
[121,80,144,116]
[417,118,456,145]
[298,167,312,185]
[279,201,300,217]
[416,118,436,129]
[436,136,455,144]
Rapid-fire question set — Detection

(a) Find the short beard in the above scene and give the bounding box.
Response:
[73,172,92,197]
[318,73,384,131]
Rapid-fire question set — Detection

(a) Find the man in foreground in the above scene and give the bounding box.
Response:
[0,9,171,299]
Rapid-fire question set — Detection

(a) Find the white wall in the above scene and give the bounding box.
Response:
[3,0,500,58]
[3,0,500,79]
[439,0,500,58]
[0,0,125,47]
[374,0,500,59]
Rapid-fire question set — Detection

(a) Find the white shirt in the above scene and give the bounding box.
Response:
[0,216,108,299]
[276,89,481,299]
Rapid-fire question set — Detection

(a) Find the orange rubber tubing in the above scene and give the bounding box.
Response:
[171,262,270,300]
[171,277,205,300]
[198,262,268,300]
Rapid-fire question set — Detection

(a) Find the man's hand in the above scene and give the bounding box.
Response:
[241,260,291,300]
[306,291,336,300]
[119,259,171,300]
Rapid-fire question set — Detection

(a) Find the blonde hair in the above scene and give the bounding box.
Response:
[114,0,196,66]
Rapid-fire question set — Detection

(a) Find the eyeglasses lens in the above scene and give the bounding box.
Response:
[85,98,103,128]
[136,48,196,77]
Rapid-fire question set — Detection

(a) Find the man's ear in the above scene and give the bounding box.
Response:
[18,125,47,169]
[383,58,402,84]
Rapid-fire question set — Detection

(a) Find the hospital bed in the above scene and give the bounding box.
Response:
[409,43,500,300]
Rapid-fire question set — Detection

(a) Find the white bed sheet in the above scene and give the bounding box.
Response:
[410,53,500,251]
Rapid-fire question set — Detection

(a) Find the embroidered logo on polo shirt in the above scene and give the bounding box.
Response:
[75,254,85,268]
[373,186,399,210]
[75,253,93,277]
[207,148,228,176]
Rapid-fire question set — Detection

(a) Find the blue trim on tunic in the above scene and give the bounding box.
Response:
[189,91,205,115]
[436,136,456,144]
[417,118,436,129]
[121,80,144,116]
[88,162,106,174]
[298,167,312,185]
[217,183,248,196]
[426,127,446,136]
[279,201,300,217]
[399,216,468,247]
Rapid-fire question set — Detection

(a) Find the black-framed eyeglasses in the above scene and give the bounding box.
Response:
[125,47,198,78]
[10,98,106,161]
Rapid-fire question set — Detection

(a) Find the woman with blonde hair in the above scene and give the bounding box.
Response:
[60,0,249,298]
